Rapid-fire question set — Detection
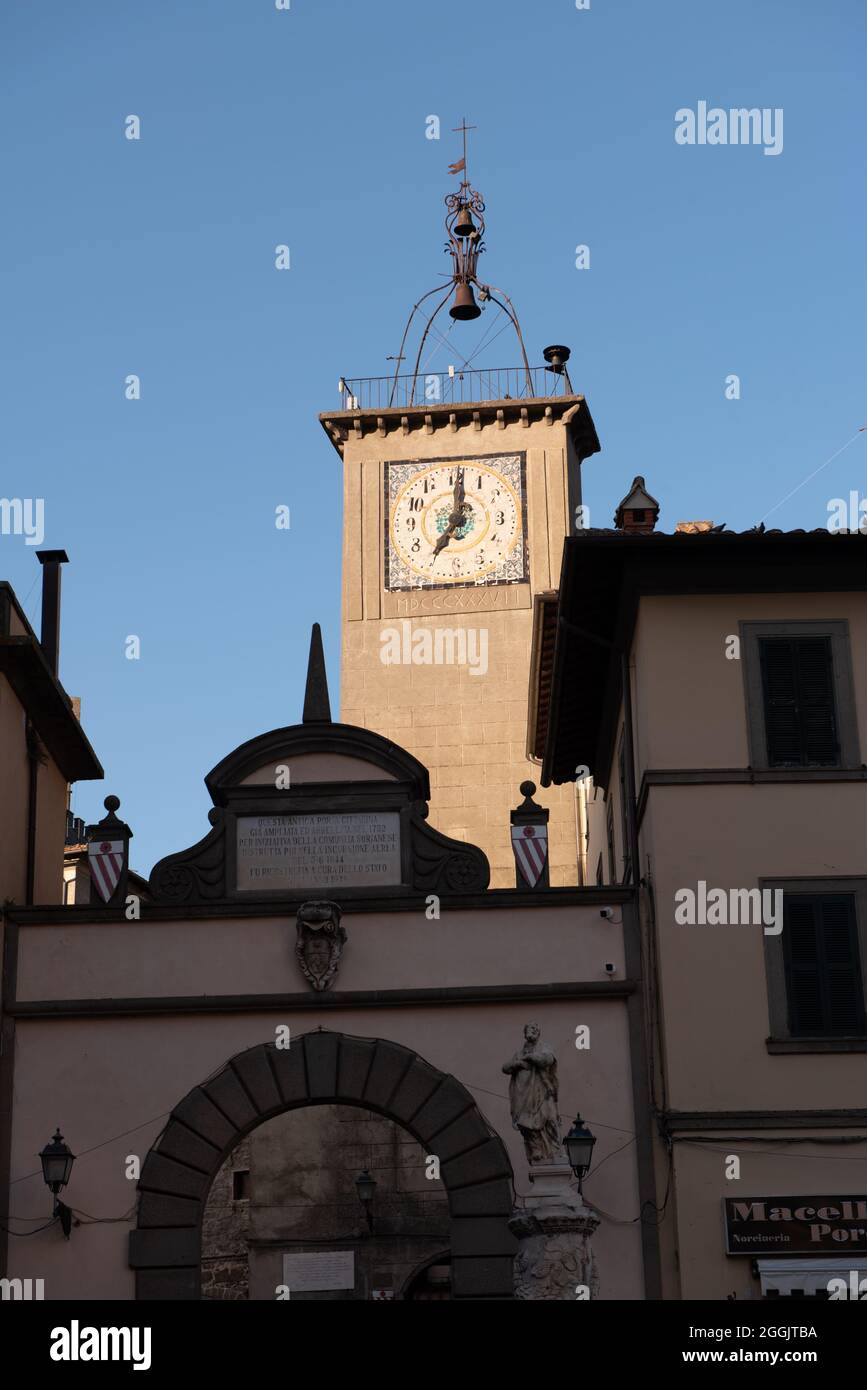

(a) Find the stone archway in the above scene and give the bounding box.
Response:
[130,1031,516,1300]
[400,1248,452,1300]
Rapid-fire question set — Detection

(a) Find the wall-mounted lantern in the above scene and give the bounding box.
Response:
[39,1128,75,1237]
[355,1169,377,1232]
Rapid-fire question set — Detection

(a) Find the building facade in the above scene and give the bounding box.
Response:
[0,554,102,908]
[0,554,103,1275]
[531,509,867,1298]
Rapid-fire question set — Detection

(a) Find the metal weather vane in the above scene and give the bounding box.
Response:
[389,119,533,407]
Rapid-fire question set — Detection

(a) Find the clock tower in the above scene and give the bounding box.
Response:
[320,141,601,887]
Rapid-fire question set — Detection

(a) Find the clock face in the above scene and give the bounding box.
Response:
[384,453,528,591]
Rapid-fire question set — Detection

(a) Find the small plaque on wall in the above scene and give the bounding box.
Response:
[282,1250,355,1293]
[235,812,402,892]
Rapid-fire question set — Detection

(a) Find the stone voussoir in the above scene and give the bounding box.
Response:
[202,1066,259,1132]
[137,1191,202,1230]
[362,1039,415,1110]
[172,1088,238,1152]
[387,1059,443,1125]
[335,1036,377,1100]
[427,1109,491,1165]
[303,1031,340,1098]
[231,1044,283,1115]
[441,1139,513,1192]
[129,1227,199,1269]
[412,1076,477,1141]
[450,1216,519,1257]
[269,1040,309,1105]
[155,1122,220,1175]
[138,1152,211,1202]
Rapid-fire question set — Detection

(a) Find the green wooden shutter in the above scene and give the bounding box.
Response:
[759,637,839,767]
[784,898,825,1034]
[821,896,865,1033]
[783,895,865,1035]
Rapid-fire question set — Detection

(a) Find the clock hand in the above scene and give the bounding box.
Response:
[431,470,470,558]
[433,524,455,557]
[433,497,470,557]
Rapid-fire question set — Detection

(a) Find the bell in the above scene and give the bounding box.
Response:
[454,202,475,238]
[450,281,481,321]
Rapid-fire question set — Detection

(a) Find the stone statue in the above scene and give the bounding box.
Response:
[295,900,346,992]
[502,1022,565,1165]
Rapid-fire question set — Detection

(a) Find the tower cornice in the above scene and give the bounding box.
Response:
[319,393,601,460]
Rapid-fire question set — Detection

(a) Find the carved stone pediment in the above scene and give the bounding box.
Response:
[148,732,490,906]
[147,625,490,907]
[149,809,227,905]
[408,802,489,894]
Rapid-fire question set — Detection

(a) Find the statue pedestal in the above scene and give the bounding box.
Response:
[509,1165,601,1300]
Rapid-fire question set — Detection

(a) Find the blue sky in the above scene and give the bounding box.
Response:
[2,0,865,876]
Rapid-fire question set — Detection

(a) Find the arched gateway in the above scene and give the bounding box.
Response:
[130,1031,516,1300]
[4,626,643,1302]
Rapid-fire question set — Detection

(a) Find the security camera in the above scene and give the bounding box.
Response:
[604,962,617,977]
[599,907,614,920]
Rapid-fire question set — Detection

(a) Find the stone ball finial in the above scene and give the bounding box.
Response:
[104,795,120,813]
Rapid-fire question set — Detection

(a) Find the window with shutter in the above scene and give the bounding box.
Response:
[759,637,840,767]
[782,895,865,1036]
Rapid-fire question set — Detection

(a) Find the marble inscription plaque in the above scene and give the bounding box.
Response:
[236,811,402,891]
[282,1249,355,1293]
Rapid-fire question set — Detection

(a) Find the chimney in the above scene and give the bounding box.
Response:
[35,550,69,677]
[614,477,660,535]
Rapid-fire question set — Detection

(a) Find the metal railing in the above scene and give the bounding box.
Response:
[337,365,574,412]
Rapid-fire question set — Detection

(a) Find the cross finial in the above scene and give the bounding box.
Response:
[450,117,477,185]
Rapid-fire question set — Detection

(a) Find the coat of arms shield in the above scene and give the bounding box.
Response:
[295,900,347,992]
[88,839,124,904]
[510,823,548,889]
